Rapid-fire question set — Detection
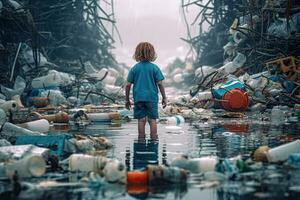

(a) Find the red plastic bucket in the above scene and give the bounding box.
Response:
[221,88,249,111]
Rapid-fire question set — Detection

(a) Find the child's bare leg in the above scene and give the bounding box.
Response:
[138,118,146,138]
[148,118,158,140]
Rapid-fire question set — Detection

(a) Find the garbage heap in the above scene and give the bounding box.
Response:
[0,0,127,110]
[167,0,300,115]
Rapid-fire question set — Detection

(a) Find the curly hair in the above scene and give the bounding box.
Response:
[133,42,157,62]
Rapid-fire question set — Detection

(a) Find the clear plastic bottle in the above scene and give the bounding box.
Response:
[270,106,285,125]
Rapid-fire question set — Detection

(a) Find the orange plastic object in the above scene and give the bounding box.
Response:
[223,123,249,133]
[127,171,148,185]
[127,184,148,195]
[221,88,249,111]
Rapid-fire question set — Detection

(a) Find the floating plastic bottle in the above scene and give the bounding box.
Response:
[267,140,300,163]
[66,154,126,183]
[87,112,121,122]
[4,155,46,177]
[67,154,108,172]
[103,159,126,183]
[171,155,218,173]
[17,119,50,133]
[0,100,18,113]
[1,122,41,139]
[42,112,69,123]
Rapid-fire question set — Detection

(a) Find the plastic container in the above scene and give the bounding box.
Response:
[68,154,108,172]
[0,100,18,113]
[87,112,121,122]
[5,155,46,177]
[0,108,6,126]
[1,122,41,139]
[127,171,149,185]
[103,159,126,183]
[267,140,300,163]
[212,80,246,99]
[17,119,49,133]
[165,115,185,126]
[11,95,24,108]
[221,88,249,111]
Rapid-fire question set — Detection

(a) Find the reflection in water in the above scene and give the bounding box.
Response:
[133,139,159,170]
[126,139,161,170]
[47,118,300,200]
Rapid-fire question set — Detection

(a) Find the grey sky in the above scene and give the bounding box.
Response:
[112,0,198,68]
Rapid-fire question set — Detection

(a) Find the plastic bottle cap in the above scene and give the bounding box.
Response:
[221,88,249,111]
[127,171,148,185]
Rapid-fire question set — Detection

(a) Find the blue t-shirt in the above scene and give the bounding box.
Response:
[127,61,164,103]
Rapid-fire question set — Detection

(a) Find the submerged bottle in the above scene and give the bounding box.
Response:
[270,106,285,125]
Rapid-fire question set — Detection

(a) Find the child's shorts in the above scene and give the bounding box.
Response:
[134,101,158,119]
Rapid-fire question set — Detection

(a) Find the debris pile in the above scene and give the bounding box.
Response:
[159,0,300,119]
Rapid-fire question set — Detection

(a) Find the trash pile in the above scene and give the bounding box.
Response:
[0,0,127,108]
[159,0,300,120]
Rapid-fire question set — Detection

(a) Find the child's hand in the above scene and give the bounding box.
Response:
[125,101,131,110]
[162,98,167,109]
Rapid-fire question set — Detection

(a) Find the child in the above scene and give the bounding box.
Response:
[125,42,167,140]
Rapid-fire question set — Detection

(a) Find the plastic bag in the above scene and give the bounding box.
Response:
[31,70,74,89]
[41,90,67,106]
[0,76,26,99]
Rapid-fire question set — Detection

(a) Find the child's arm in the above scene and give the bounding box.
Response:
[125,81,132,110]
[157,81,167,108]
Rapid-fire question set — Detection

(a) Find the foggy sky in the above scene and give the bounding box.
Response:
[112,0,198,69]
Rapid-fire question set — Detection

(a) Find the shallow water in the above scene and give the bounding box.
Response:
[63,115,300,200]
[2,114,300,200]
